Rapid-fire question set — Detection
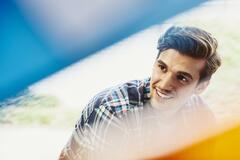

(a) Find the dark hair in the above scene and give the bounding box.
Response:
[157,26,221,82]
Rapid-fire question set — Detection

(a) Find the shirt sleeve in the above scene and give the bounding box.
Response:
[59,98,120,160]
[58,102,98,160]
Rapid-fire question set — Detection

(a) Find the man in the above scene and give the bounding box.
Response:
[59,26,221,159]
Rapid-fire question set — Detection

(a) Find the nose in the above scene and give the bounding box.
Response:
[158,73,174,92]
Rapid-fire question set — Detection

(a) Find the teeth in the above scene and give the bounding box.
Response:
[156,89,172,99]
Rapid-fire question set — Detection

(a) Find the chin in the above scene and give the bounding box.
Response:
[150,95,181,109]
[150,98,168,109]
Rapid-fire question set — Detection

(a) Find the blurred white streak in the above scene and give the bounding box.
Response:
[0,126,71,160]
[30,26,160,109]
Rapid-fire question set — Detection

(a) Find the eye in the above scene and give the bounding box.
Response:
[158,64,167,72]
[177,74,189,84]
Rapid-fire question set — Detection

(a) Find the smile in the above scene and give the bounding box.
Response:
[155,88,174,99]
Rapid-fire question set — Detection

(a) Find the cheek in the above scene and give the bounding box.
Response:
[150,72,159,95]
[151,67,161,83]
[150,72,160,91]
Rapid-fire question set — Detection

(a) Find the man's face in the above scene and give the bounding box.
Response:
[150,49,206,109]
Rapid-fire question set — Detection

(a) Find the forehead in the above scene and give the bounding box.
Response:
[157,49,205,78]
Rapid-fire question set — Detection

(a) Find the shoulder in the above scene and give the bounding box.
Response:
[98,78,149,109]
[183,94,215,117]
[184,94,210,110]
[182,94,216,126]
[75,78,149,129]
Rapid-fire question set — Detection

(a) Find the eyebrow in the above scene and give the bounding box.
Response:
[157,59,193,80]
[157,60,167,67]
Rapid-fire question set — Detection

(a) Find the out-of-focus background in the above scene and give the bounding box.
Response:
[1,0,240,159]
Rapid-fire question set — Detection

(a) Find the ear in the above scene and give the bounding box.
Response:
[194,80,210,94]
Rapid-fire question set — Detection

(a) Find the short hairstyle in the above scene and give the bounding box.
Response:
[157,26,221,82]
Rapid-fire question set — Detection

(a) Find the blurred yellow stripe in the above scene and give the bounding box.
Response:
[150,122,240,160]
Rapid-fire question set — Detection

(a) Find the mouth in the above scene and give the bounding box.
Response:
[155,88,174,100]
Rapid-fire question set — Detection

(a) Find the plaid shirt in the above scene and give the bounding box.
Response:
[60,78,215,160]
[76,77,151,129]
